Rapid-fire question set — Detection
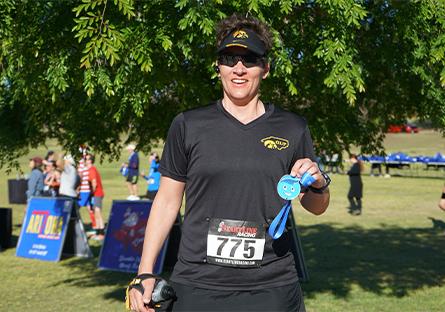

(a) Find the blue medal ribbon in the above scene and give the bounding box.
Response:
[268,201,292,239]
[268,172,316,239]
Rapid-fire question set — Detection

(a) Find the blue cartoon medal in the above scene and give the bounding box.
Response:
[268,172,316,239]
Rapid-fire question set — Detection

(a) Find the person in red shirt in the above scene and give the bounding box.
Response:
[86,154,105,240]
[78,146,97,232]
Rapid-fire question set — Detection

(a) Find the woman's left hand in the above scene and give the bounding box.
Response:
[290,158,325,189]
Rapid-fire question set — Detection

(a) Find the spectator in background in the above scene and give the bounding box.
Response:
[43,160,60,197]
[347,154,364,215]
[78,146,97,234]
[43,158,54,177]
[85,154,105,241]
[315,150,326,172]
[383,163,391,178]
[370,163,382,176]
[43,150,55,166]
[126,144,140,200]
[327,153,341,174]
[57,154,79,199]
[27,156,44,200]
[141,152,160,200]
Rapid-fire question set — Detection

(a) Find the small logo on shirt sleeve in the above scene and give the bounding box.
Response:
[261,136,289,150]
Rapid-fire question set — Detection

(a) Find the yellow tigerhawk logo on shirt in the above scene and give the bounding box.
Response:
[233,30,248,39]
[261,136,289,151]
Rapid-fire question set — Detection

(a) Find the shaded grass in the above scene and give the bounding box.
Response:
[302,224,445,295]
[296,171,445,312]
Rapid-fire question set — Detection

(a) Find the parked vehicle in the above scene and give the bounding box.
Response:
[388,123,419,133]
[405,123,419,133]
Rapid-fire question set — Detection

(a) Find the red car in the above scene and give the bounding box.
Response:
[388,124,419,133]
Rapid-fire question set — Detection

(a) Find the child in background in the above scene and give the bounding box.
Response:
[86,154,105,241]
[141,153,160,200]
[78,146,96,233]
[43,160,60,196]
[125,144,140,200]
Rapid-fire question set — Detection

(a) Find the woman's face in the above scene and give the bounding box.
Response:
[85,156,92,167]
[218,47,269,106]
[46,163,54,172]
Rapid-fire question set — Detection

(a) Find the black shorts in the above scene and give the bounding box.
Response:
[146,190,158,200]
[126,174,138,184]
[169,282,306,312]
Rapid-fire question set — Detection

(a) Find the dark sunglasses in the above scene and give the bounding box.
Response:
[218,54,265,68]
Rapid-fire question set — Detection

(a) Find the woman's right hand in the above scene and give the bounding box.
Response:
[128,278,156,312]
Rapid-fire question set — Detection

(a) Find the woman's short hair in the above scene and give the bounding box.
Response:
[45,150,55,160]
[216,13,273,55]
[87,154,95,164]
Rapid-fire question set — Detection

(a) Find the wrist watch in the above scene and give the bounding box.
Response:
[308,171,331,194]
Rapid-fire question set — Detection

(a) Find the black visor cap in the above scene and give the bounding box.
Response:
[217,28,266,56]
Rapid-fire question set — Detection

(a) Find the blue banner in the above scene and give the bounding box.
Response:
[16,197,73,262]
[98,200,168,274]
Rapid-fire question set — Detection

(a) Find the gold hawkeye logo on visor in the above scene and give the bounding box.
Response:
[233,30,248,39]
[261,136,289,150]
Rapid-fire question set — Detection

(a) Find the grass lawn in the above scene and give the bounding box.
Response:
[0,131,444,311]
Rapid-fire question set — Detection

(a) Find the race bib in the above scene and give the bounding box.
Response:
[206,218,265,268]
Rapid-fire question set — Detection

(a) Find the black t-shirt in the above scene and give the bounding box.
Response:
[159,100,316,291]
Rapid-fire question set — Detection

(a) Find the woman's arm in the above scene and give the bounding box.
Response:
[129,176,185,312]
[44,173,53,185]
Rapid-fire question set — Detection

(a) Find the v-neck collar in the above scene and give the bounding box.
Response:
[216,99,274,130]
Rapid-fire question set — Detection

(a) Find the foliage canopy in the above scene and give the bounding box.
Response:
[1,0,445,167]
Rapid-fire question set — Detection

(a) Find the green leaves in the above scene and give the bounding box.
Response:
[45,54,70,102]
[312,1,367,105]
[73,1,127,70]
[113,0,135,19]
[71,0,135,99]
[1,0,445,167]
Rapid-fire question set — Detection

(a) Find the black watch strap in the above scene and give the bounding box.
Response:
[128,273,161,295]
[308,171,331,194]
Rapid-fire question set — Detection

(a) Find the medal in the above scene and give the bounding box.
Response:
[268,172,315,239]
